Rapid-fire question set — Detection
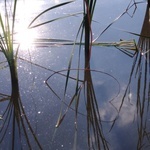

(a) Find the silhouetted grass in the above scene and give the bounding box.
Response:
[119,3,150,149]
[0,0,42,149]
[0,0,149,149]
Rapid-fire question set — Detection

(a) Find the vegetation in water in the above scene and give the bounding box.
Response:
[0,0,150,149]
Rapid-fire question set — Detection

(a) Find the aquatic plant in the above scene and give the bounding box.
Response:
[119,2,150,149]
[0,0,149,149]
[44,0,144,149]
[0,0,42,149]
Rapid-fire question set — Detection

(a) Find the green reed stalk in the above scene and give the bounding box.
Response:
[0,1,43,149]
[83,0,109,149]
[0,0,18,99]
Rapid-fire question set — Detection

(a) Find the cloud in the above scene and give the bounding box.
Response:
[99,88,136,127]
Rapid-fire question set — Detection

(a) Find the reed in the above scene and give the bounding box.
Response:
[48,0,109,149]
[0,0,42,149]
[82,0,109,149]
[0,0,149,149]
[44,0,140,149]
[119,2,150,149]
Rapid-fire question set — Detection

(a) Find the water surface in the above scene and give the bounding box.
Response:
[0,0,150,149]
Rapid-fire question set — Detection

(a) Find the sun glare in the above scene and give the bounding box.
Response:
[15,27,37,50]
[14,0,40,51]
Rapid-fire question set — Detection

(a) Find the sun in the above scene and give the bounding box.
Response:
[13,0,40,51]
[15,27,36,50]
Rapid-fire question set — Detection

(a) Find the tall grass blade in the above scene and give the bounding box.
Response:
[29,12,82,29]
[28,1,75,28]
[0,0,43,149]
[93,0,138,42]
[119,3,150,149]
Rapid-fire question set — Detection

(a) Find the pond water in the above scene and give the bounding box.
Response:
[0,0,150,149]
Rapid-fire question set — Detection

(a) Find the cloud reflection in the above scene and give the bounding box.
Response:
[99,85,136,127]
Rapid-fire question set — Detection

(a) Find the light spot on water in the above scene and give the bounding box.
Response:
[128,93,132,99]
[38,111,41,114]
[0,115,3,120]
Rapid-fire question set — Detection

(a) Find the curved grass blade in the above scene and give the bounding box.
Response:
[28,0,75,28]
[93,0,140,42]
[29,12,82,29]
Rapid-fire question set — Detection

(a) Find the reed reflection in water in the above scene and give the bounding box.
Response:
[0,0,150,150]
[120,3,150,149]
[0,92,42,149]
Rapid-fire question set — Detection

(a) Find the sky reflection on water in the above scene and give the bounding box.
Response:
[0,0,150,149]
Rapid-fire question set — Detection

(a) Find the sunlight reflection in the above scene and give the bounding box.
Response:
[14,0,41,50]
[15,27,37,50]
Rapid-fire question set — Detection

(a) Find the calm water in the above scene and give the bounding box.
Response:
[0,0,150,149]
